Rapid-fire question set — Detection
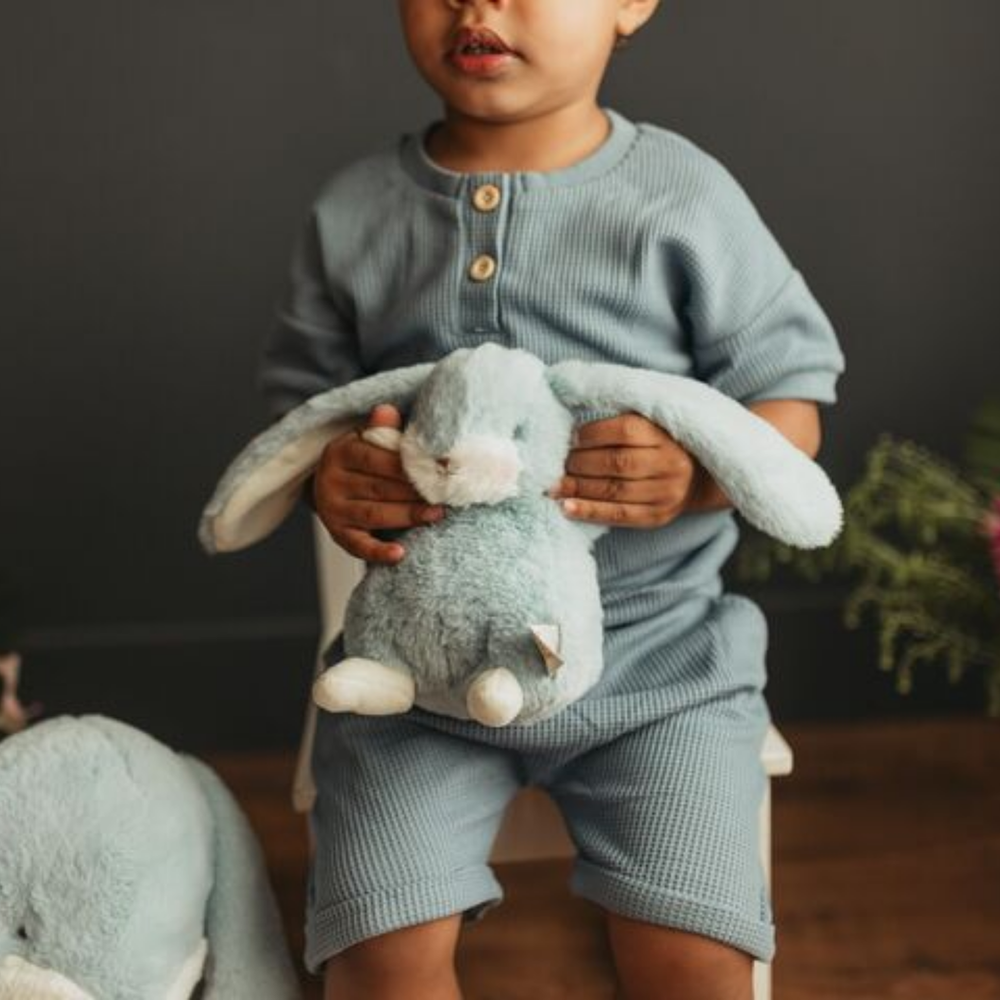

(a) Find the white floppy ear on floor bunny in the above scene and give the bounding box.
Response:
[200,364,435,554]
[546,360,843,548]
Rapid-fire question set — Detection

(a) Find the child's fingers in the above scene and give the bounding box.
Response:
[558,497,681,528]
[317,404,410,483]
[367,403,403,429]
[550,474,680,505]
[326,525,406,565]
[341,434,411,482]
[339,470,425,503]
[572,414,669,449]
[565,445,672,480]
[330,497,445,531]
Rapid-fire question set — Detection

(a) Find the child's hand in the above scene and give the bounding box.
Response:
[313,404,445,564]
[548,413,709,528]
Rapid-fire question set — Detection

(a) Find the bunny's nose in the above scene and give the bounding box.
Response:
[436,456,451,471]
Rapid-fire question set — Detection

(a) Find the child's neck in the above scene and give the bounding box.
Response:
[425,100,611,174]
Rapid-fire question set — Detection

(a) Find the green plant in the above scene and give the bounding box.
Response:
[737,399,1000,714]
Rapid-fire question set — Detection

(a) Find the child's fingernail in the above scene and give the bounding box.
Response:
[423,506,445,522]
[561,499,579,516]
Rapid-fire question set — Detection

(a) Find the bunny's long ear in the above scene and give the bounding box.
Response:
[548,361,842,548]
[200,364,434,554]
[182,758,303,1000]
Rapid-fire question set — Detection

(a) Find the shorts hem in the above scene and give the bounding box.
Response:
[571,860,775,963]
[305,866,503,974]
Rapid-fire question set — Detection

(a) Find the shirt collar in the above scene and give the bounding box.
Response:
[398,107,638,196]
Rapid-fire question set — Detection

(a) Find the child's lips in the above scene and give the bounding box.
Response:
[446,25,520,76]
[448,50,518,76]
[449,25,515,55]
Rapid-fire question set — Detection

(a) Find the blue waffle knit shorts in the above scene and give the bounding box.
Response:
[305,593,775,973]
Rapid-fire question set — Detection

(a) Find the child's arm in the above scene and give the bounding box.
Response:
[549,156,845,528]
[260,211,362,420]
[262,212,446,564]
[549,399,820,526]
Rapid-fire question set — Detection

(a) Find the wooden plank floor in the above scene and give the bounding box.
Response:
[211,718,1000,999]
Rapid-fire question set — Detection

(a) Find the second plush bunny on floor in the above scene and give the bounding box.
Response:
[201,344,841,727]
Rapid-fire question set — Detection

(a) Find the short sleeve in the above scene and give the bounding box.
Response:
[683,162,846,405]
[258,210,364,420]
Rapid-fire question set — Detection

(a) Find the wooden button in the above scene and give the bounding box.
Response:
[468,254,497,282]
[472,183,501,212]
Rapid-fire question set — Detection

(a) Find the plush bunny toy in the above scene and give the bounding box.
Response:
[0,716,301,1000]
[201,344,841,727]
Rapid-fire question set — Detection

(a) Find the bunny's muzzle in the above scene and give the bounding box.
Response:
[399,427,522,507]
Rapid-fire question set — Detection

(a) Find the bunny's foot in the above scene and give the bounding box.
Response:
[312,658,415,715]
[466,669,524,728]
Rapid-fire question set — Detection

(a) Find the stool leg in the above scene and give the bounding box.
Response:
[753,781,773,1000]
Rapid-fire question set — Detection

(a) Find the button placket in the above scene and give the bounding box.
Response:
[459,175,508,337]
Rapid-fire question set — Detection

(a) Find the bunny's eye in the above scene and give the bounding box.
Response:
[16,925,28,941]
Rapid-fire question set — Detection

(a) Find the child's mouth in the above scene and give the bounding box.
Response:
[448,27,518,77]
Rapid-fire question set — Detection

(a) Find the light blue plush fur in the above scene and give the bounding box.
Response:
[344,350,605,722]
[201,344,842,725]
[0,716,301,999]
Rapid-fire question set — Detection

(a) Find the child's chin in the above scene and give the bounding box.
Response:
[435,77,534,119]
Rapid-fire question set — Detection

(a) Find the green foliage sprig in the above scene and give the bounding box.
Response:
[737,401,1000,714]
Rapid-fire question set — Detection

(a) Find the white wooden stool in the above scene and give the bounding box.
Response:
[294,522,792,1000]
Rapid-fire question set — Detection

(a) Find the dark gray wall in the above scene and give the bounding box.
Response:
[3,2,998,750]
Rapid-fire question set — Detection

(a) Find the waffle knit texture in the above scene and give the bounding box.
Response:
[260,106,845,609]
[308,595,774,970]
[259,107,844,969]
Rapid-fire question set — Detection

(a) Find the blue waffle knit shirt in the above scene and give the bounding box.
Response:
[260,106,845,630]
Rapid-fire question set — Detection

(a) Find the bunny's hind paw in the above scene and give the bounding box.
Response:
[466,669,524,728]
[312,658,416,715]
